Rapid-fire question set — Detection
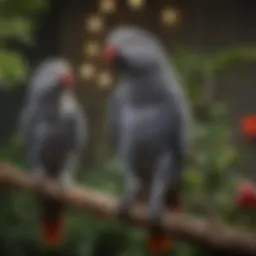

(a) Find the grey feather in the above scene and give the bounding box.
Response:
[19,58,87,182]
[105,26,191,221]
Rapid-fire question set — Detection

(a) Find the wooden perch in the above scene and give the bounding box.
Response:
[0,162,256,256]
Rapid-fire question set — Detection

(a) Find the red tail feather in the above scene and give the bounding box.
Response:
[40,217,64,247]
[148,232,173,255]
[147,206,182,255]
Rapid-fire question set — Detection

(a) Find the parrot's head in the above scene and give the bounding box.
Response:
[102,26,167,75]
[29,58,75,101]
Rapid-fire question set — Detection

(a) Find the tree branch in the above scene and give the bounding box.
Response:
[0,162,255,255]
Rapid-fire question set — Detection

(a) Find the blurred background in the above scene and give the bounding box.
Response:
[0,0,256,255]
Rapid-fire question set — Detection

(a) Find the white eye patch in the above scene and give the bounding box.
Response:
[28,58,72,99]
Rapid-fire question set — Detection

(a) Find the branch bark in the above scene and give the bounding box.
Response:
[0,162,255,256]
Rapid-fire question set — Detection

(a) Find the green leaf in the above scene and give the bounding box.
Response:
[184,169,203,189]
[216,147,239,171]
[0,17,33,44]
[0,50,28,84]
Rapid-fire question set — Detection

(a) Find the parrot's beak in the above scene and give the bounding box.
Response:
[102,44,117,65]
[60,72,74,89]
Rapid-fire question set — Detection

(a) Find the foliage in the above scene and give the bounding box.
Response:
[1,46,256,256]
[173,47,256,106]
[0,0,48,86]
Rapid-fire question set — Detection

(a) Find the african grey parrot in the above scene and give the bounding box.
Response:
[19,58,87,247]
[101,26,191,255]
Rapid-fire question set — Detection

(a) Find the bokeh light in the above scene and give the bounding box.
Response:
[86,15,104,33]
[97,71,113,88]
[161,8,180,26]
[127,0,145,10]
[83,41,101,58]
[80,63,96,80]
[100,0,116,14]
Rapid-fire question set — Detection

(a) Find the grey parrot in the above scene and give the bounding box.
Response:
[19,58,87,247]
[101,26,191,255]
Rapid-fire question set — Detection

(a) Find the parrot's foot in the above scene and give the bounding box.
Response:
[148,206,163,225]
[148,209,164,233]
[59,173,73,189]
[116,201,132,221]
[149,217,162,232]
[58,183,68,196]
[32,170,45,191]
[52,180,69,203]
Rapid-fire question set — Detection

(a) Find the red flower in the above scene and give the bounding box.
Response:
[235,180,256,208]
[240,114,256,141]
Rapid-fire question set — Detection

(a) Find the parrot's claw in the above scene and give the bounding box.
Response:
[148,211,163,231]
[60,173,72,188]
[149,217,161,230]
[148,206,161,222]
[59,182,67,193]
[32,171,44,191]
[58,174,73,201]
[116,201,132,221]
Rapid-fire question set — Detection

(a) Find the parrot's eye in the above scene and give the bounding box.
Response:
[60,72,74,89]
[102,44,117,64]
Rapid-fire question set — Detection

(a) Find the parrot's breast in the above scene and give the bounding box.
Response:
[40,125,73,176]
[29,113,78,177]
[121,103,175,148]
[120,104,173,182]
